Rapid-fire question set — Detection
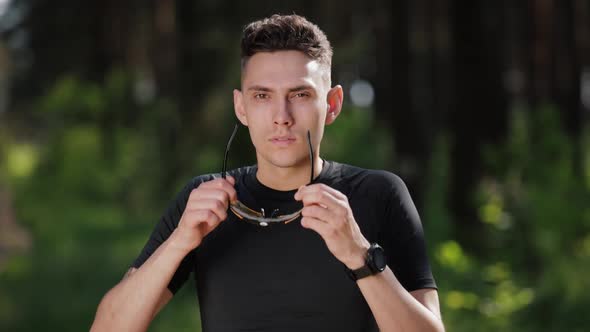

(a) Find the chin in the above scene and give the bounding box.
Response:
[269,155,300,168]
[263,151,308,169]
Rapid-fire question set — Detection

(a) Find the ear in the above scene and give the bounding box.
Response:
[325,85,344,125]
[233,89,248,126]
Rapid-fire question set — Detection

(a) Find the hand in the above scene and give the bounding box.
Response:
[172,176,237,252]
[294,184,370,270]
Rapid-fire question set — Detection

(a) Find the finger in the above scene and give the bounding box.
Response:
[182,209,221,228]
[296,183,347,201]
[297,190,347,215]
[200,177,233,188]
[301,216,334,239]
[189,188,230,206]
[301,204,334,223]
[200,177,235,192]
[186,199,228,221]
[198,179,237,202]
[199,209,222,228]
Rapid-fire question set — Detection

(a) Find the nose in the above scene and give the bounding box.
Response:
[272,100,294,126]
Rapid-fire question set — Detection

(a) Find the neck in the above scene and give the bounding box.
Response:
[256,156,323,191]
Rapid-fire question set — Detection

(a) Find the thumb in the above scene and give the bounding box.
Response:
[226,175,236,185]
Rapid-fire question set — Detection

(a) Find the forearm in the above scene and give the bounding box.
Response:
[90,230,189,332]
[356,267,444,332]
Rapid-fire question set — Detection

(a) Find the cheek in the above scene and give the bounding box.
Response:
[293,101,325,121]
[246,126,264,152]
[242,109,268,144]
[242,103,266,125]
[246,114,269,133]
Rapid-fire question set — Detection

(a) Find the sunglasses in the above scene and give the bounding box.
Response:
[221,123,314,227]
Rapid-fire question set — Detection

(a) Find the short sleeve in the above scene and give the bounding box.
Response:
[378,173,437,292]
[131,177,202,294]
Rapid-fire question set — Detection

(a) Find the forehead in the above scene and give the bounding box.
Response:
[241,50,327,90]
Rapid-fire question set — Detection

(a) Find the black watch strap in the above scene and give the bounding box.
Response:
[346,264,374,281]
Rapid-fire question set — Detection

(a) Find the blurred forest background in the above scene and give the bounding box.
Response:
[1,0,589,331]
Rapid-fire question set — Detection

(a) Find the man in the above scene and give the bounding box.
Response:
[90,14,444,332]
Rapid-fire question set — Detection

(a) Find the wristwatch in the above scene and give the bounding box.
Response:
[345,243,387,281]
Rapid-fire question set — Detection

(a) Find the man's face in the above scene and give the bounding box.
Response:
[233,50,341,170]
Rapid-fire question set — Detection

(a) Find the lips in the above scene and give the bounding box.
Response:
[271,136,295,141]
[269,135,296,145]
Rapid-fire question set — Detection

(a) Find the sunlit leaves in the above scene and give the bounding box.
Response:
[5,143,38,180]
[436,241,470,272]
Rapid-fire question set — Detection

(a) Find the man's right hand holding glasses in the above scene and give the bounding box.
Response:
[171,176,237,253]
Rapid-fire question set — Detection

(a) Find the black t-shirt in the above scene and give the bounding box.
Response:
[133,160,437,332]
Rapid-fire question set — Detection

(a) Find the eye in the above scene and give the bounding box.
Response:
[254,93,269,99]
[293,92,310,98]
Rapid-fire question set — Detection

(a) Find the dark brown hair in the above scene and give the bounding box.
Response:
[240,14,333,69]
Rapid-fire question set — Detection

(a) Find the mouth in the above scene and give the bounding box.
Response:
[269,136,296,145]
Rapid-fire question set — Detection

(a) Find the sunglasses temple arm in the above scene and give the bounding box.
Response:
[222,123,240,179]
[307,130,314,183]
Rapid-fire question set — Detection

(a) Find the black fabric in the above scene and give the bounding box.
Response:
[132,160,437,332]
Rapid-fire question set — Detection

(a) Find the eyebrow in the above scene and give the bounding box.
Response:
[246,84,316,93]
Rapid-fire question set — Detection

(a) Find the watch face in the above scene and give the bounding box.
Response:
[373,248,387,271]
[369,244,387,272]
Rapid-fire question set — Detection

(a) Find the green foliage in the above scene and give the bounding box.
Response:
[0,73,200,332]
[322,106,394,169]
[1,71,588,332]
[424,104,590,331]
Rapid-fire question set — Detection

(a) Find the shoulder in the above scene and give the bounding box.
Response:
[327,161,408,199]
[165,166,255,206]
[183,165,255,190]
